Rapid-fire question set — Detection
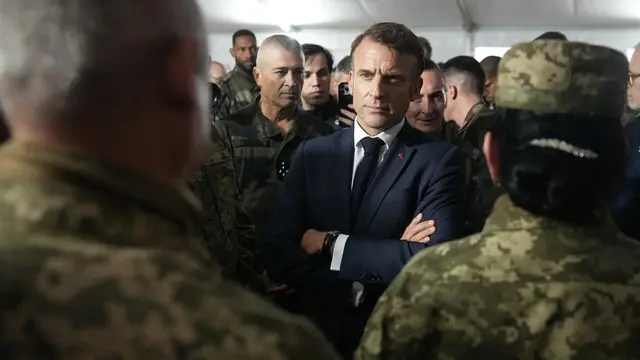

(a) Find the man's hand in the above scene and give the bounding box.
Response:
[301,229,325,255]
[335,104,356,127]
[401,213,436,243]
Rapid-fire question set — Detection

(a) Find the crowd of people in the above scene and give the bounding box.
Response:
[0,0,639,359]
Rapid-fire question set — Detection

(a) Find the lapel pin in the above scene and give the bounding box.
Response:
[398,153,404,159]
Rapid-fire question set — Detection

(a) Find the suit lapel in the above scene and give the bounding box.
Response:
[354,124,417,233]
[335,129,354,231]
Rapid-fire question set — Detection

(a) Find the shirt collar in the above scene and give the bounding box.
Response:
[353,117,405,149]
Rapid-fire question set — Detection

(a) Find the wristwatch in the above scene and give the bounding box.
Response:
[322,231,340,258]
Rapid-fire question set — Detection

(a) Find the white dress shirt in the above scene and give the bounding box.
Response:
[330,117,405,271]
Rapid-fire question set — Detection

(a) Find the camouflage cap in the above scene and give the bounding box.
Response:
[495,40,627,118]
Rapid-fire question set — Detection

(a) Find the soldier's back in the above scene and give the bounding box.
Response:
[357,196,640,360]
[0,141,340,359]
[0,236,341,360]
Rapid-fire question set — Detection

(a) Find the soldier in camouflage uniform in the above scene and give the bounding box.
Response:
[215,29,261,122]
[0,0,341,358]
[216,35,334,233]
[442,56,503,235]
[189,126,268,292]
[357,40,640,359]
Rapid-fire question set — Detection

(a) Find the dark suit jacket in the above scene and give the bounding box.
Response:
[262,122,465,356]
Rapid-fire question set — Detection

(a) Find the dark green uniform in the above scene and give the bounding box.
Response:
[215,65,260,121]
[446,102,504,235]
[189,126,265,291]
[216,99,334,230]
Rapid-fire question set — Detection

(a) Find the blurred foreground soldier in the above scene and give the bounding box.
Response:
[357,40,640,359]
[0,0,342,358]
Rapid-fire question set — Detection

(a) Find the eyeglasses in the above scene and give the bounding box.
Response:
[629,73,640,86]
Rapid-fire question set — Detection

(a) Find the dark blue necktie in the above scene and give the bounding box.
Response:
[351,137,385,223]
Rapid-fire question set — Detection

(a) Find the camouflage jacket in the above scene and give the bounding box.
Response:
[189,126,266,292]
[0,141,342,360]
[215,65,260,122]
[357,195,640,360]
[0,140,211,265]
[216,99,334,231]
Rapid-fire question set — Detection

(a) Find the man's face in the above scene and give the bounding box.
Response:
[350,37,420,131]
[331,71,350,98]
[405,69,445,136]
[254,48,304,109]
[230,36,257,71]
[629,50,640,110]
[484,75,497,103]
[209,63,225,84]
[302,53,331,107]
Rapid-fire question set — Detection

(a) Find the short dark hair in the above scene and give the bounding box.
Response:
[334,55,352,74]
[350,22,424,76]
[232,29,256,45]
[302,43,334,71]
[442,55,485,96]
[480,56,501,78]
[535,31,567,41]
[493,108,624,225]
[423,59,439,72]
[418,37,433,60]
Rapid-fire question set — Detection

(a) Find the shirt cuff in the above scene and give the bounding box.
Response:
[330,234,349,271]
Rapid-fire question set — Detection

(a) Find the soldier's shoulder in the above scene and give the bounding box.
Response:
[298,111,335,135]
[219,70,237,86]
[0,236,340,359]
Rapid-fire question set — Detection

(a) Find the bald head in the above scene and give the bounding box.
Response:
[0,0,208,124]
[256,35,303,69]
[209,61,226,84]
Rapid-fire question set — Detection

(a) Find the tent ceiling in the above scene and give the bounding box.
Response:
[200,0,640,32]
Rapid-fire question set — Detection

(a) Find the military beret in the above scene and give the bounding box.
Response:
[495,40,627,119]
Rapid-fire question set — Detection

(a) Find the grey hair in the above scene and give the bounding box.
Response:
[0,0,207,120]
[333,55,352,80]
[256,35,302,68]
[635,42,640,51]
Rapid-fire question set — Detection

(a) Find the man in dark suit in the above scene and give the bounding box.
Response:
[263,22,466,358]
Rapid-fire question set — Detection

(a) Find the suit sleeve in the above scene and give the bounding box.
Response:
[261,141,339,292]
[339,146,466,284]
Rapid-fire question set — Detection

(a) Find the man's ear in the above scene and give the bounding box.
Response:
[483,131,500,184]
[447,84,458,101]
[253,67,261,87]
[228,47,234,58]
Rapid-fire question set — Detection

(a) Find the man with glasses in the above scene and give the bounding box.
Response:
[612,42,640,239]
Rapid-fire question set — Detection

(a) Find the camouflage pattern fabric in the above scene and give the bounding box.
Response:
[216,98,334,232]
[0,140,341,359]
[215,65,260,122]
[496,40,628,119]
[189,126,266,292]
[0,141,211,266]
[0,237,342,359]
[356,195,640,360]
